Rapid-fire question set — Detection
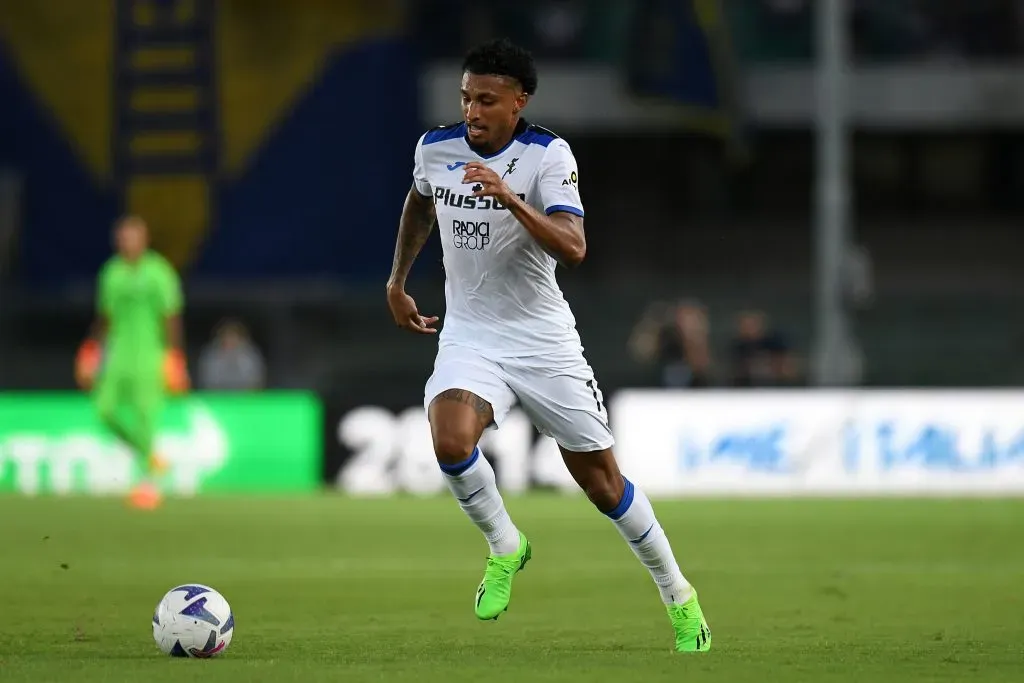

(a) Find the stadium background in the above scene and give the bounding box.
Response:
[0,0,1022,497]
[1,3,1023,680]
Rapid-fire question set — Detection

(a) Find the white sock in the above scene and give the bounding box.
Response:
[440,447,521,556]
[605,478,693,605]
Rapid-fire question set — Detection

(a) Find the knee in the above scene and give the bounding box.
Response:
[563,447,626,512]
[581,471,625,513]
[432,429,477,465]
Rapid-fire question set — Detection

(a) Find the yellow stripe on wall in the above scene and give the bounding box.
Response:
[130,87,203,113]
[217,0,403,176]
[0,0,112,182]
[0,0,407,185]
[131,47,197,71]
[126,175,209,268]
[131,131,205,156]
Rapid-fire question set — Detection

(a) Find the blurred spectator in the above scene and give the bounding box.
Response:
[198,319,266,391]
[730,310,800,387]
[629,299,712,388]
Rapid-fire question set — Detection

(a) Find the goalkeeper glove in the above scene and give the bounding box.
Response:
[74,339,103,389]
[164,348,190,394]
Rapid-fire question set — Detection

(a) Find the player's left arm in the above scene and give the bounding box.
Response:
[158,261,189,391]
[160,263,185,349]
[462,140,586,268]
[165,312,184,350]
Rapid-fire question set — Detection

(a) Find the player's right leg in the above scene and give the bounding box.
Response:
[424,348,529,620]
[133,374,169,473]
[94,370,132,448]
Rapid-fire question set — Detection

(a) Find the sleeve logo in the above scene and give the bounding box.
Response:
[561,171,578,187]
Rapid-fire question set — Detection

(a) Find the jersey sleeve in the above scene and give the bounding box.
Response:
[412,134,432,197]
[97,262,114,317]
[538,140,584,218]
[157,259,183,316]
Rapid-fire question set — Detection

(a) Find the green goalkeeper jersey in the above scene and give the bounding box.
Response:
[97,250,182,367]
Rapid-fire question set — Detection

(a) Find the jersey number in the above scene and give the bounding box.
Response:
[586,379,605,415]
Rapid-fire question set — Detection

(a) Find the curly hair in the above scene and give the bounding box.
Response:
[462,38,538,96]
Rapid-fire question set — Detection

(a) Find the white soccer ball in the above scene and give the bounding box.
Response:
[152,584,234,658]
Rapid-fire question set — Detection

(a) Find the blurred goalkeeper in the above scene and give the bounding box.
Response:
[75,216,189,509]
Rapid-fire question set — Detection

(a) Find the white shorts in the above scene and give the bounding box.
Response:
[423,344,615,453]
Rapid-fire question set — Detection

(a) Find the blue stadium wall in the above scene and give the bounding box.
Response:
[0,39,118,285]
[0,2,422,287]
[195,38,422,281]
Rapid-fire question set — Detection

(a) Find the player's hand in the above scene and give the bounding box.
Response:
[74,339,102,389]
[387,286,438,335]
[462,162,515,206]
[164,348,190,394]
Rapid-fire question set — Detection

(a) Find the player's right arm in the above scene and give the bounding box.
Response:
[386,136,439,335]
[92,261,114,343]
[76,262,112,388]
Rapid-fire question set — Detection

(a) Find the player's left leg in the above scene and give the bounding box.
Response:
[134,378,168,473]
[125,373,168,509]
[508,354,711,652]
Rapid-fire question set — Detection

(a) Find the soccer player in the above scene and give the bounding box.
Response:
[76,216,188,509]
[385,39,711,652]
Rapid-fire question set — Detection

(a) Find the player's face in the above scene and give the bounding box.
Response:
[116,222,148,259]
[461,72,527,152]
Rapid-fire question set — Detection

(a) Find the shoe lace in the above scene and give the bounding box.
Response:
[483,556,514,583]
[668,603,691,622]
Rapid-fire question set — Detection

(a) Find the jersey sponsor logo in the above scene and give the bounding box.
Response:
[446,161,467,171]
[452,219,490,250]
[562,170,578,187]
[433,187,526,211]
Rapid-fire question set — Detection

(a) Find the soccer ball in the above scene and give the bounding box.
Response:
[152,584,234,658]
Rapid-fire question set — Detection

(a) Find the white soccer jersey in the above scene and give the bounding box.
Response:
[413,120,585,357]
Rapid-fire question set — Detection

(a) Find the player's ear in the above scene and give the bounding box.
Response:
[513,92,529,114]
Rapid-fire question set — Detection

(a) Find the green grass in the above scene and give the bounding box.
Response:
[0,494,1021,682]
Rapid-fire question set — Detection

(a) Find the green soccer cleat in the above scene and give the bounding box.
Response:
[474,532,531,621]
[667,591,712,652]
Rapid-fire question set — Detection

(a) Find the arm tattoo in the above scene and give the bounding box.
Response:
[435,388,493,425]
[389,185,436,285]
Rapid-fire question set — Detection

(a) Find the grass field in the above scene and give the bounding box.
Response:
[0,494,1021,682]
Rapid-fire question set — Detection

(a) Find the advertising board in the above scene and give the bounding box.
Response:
[611,390,1024,496]
[0,392,322,495]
